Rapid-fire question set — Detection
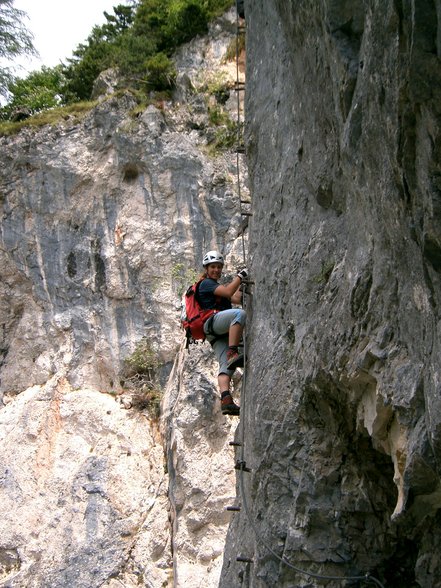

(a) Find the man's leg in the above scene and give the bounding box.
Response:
[228,322,244,347]
[211,337,240,416]
[209,309,246,369]
[218,373,231,392]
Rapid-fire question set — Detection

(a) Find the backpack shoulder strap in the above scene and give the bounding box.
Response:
[194,279,204,304]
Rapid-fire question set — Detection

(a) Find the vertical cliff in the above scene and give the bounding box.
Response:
[4,1,441,586]
[221,1,441,587]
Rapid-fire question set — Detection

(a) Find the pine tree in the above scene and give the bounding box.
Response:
[0,0,36,97]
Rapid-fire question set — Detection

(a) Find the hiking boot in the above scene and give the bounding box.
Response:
[226,349,244,370]
[221,394,240,416]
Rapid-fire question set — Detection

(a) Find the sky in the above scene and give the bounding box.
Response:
[9,0,123,75]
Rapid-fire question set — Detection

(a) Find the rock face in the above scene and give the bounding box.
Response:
[162,346,241,588]
[4,1,441,587]
[0,9,246,588]
[220,1,441,587]
[0,377,170,588]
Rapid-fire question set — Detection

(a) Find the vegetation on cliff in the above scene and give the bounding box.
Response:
[0,0,36,98]
[0,0,233,120]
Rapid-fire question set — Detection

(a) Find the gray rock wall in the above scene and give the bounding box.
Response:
[0,9,247,587]
[221,1,441,587]
[0,90,240,395]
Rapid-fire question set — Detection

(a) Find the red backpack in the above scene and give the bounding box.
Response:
[180,280,217,347]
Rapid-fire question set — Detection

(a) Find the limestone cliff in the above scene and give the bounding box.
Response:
[220,1,441,587]
[3,2,441,587]
[0,9,246,588]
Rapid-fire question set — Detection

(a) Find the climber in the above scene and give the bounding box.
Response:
[198,250,247,416]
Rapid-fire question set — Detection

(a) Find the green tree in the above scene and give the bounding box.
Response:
[62,29,114,102]
[164,0,208,49]
[0,0,36,98]
[0,65,64,119]
[2,0,235,110]
[61,4,137,102]
[63,0,235,101]
[131,0,167,44]
[102,4,135,35]
[143,52,176,91]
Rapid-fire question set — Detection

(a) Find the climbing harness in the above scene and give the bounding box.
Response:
[227,3,385,587]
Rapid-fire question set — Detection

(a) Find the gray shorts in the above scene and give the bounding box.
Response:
[204,309,246,376]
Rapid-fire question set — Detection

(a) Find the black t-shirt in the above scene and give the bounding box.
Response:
[198,278,231,311]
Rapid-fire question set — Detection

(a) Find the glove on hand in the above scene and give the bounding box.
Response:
[237,268,248,280]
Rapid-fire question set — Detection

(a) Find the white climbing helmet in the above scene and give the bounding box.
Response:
[203,250,224,266]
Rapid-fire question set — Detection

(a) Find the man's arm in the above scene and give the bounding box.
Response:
[214,276,242,299]
[230,289,243,305]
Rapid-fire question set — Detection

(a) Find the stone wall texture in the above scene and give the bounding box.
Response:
[220,1,441,587]
[3,1,441,587]
[0,9,246,588]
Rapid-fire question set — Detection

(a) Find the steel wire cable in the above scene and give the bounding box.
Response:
[234,5,247,460]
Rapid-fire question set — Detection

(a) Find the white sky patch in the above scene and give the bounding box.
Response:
[8,0,123,75]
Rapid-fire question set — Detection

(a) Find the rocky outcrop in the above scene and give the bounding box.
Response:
[8,1,441,586]
[0,377,170,588]
[161,344,241,587]
[220,1,441,587]
[0,8,246,587]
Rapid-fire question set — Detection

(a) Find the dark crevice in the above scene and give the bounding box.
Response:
[91,239,106,292]
[423,235,441,273]
[67,251,77,278]
[350,265,373,319]
[122,163,140,182]
[377,538,419,587]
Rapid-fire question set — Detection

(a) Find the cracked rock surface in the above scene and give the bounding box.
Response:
[221,2,441,587]
[0,8,246,587]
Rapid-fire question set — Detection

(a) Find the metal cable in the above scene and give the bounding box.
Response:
[235,7,247,267]
[235,4,247,458]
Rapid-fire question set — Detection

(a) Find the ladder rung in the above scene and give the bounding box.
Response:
[240,200,251,204]
[235,460,252,473]
[241,211,253,216]
[237,556,253,564]
[229,441,242,446]
[226,506,241,512]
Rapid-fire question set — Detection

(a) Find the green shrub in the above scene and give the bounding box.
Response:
[125,337,159,376]
[208,104,226,125]
[224,31,245,62]
[0,66,65,120]
[205,0,234,19]
[144,52,176,91]
[172,263,198,297]
[122,337,162,419]
[207,112,243,153]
